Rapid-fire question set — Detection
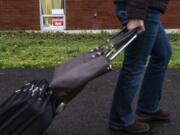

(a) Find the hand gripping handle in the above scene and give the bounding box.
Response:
[105,27,144,60]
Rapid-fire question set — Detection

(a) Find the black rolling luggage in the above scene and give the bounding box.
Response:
[0,80,62,135]
[0,27,143,135]
[49,27,143,103]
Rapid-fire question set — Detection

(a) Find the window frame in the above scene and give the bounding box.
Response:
[39,0,66,31]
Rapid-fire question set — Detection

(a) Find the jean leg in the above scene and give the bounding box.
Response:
[138,24,172,113]
[110,9,161,126]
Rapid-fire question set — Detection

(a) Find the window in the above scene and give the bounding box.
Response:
[40,0,66,30]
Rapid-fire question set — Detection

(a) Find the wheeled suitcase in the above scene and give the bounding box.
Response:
[0,27,143,135]
[49,27,143,103]
[0,80,59,135]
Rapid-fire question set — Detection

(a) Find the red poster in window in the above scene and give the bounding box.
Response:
[52,17,64,26]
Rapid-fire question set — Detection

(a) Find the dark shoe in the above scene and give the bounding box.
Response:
[109,120,150,134]
[136,109,170,121]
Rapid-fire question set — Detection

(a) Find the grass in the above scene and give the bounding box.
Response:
[0,32,180,69]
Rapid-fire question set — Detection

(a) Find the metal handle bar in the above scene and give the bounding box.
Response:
[105,27,144,60]
[89,27,144,60]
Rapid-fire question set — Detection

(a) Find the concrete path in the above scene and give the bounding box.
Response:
[0,69,179,135]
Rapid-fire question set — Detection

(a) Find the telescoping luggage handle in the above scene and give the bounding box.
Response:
[55,27,144,114]
[91,27,144,61]
[107,27,144,60]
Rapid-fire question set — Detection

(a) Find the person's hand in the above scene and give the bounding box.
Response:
[127,19,145,31]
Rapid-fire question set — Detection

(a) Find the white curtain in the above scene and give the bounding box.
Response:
[42,0,64,26]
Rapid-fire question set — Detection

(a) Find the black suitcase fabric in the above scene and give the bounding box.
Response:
[0,80,58,135]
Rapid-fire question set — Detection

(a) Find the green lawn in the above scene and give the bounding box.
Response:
[0,32,180,69]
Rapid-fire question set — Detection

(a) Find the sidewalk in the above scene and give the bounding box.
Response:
[0,69,179,135]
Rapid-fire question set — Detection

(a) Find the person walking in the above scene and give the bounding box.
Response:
[109,0,172,133]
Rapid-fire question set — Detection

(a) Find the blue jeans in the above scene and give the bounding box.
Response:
[109,3,172,127]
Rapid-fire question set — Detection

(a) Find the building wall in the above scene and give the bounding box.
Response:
[0,0,40,30]
[66,0,119,30]
[0,0,179,30]
[161,0,180,29]
[66,0,180,30]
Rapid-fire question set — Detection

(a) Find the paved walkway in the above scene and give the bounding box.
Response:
[0,69,180,135]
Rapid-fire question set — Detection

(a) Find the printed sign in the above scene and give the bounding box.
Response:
[52,9,64,15]
[52,17,64,27]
